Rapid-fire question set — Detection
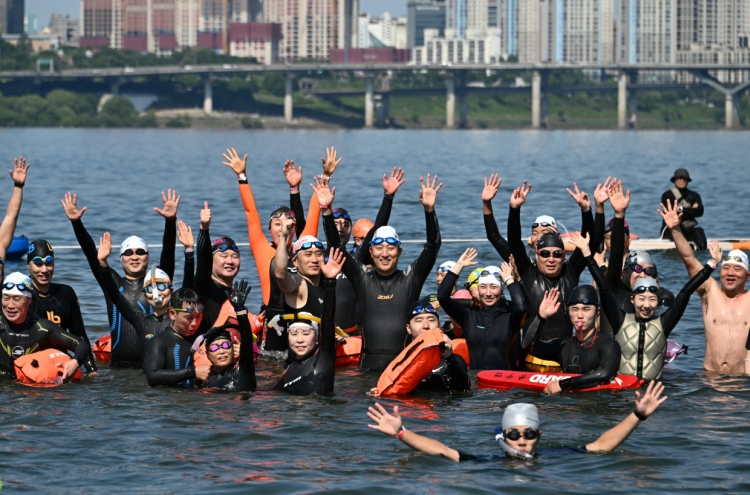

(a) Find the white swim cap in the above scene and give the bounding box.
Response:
[502,403,540,431]
[632,277,659,294]
[722,249,749,272]
[3,272,32,298]
[292,235,323,257]
[120,236,149,256]
[478,265,504,287]
[437,261,456,272]
[533,215,558,231]
[372,226,399,242]
[142,267,171,288]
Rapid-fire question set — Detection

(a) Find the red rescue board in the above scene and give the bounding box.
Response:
[477,370,643,393]
[92,335,111,364]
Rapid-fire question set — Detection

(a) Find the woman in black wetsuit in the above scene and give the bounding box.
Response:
[199,280,257,393]
[274,248,344,395]
[523,285,621,394]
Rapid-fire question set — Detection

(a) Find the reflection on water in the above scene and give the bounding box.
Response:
[0,129,749,492]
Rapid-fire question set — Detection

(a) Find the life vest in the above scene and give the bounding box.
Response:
[92,335,111,364]
[616,313,666,380]
[14,349,83,387]
[452,338,470,364]
[335,336,362,366]
[214,301,265,335]
[375,328,445,397]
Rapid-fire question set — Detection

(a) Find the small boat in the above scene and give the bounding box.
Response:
[477,370,643,393]
[6,236,29,260]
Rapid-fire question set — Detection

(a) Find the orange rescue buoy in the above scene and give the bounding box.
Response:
[335,336,362,366]
[92,334,111,364]
[452,338,470,364]
[14,349,83,387]
[375,328,445,397]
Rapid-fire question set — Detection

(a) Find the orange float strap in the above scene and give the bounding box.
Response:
[335,336,362,366]
[92,335,112,364]
[452,338,470,364]
[212,300,264,335]
[14,349,83,387]
[375,328,445,397]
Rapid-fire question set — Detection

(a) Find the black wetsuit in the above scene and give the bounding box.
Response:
[194,228,231,334]
[143,327,199,387]
[282,275,325,318]
[100,265,170,354]
[201,310,257,392]
[334,193,395,335]
[600,217,674,336]
[660,187,706,249]
[458,447,588,462]
[437,271,528,370]
[524,316,621,391]
[323,209,441,371]
[29,283,97,372]
[415,354,471,393]
[263,264,296,353]
[0,315,90,375]
[507,206,598,342]
[274,278,336,395]
[71,217,176,367]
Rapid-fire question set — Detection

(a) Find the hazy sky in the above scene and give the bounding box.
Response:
[25,0,406,27]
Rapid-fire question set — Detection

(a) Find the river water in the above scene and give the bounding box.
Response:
[0,129,748,493]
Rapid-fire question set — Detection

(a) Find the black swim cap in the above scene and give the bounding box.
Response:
[332,207,352,224]
[204,321,239,346]
[211,237,238,254]
[568,285,599,306]
[408,299,439,320]
[536,233,564,250]
[27,239,54,263]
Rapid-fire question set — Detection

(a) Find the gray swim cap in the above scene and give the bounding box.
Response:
[632,277,659,294]
[502,403,540,430]
[626,250,654,267]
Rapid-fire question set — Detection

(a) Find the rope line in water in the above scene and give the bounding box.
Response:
[48,239,490,249]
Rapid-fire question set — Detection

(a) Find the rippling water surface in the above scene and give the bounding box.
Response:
[0,129,749,493]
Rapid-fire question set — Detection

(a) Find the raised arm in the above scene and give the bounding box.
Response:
[177,220,195,289]
[482,174,510,261]
[522,289,562,359]
[592,177,612,258]
[437,248,478,328]
[299,147,341,239]
[273,217,304,297]
[316,177,362,285]
[504,256,528,327]
[284,160,307,235]
[605,179,631,284]
[194,203,213,293]
[354,168,404,264]
[0,157,28,260]
[367,403,460,462]
[62,192,107,286]
[566,182,596,273]
[154,189,180,280]
[317,249,343,364]
[507,182,533,274]
[228,280,257,392]
[658,199,704,280]
[586,381,667,452]
[408,174,443,283]
[660,241,721,336]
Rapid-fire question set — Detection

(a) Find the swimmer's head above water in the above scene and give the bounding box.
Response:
[630,277,660,320]
[211,237,241,284]
[369,226,402,277]
[720,249,749,294]
[268,206,296,246]
[143,266,172,310]
[624,250,657,290]
[536,233,565,278]
[204,323,237,372]
[168,288,203,337]
[528,215,558,248]
[1,272,33,324]
[405,300,440,340]
[495,403,542,459]
[27,239,55,290]
[292,236,325,278]
[120,236,149,278]
[567,285,600,338]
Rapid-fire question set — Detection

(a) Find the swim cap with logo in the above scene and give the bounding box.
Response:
[722,249,749,272]
[211,237,238,254]
[532,215,558,231]
[292,235,324,258]
[3,272,33,298]
[120,236,148,256]
[478,265,504,287]
[27,239,54,264]
[501,403,540,430]
[536,233,565,250]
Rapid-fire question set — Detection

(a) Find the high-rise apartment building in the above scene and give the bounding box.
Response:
[50,14,81,46]
[675,0,750,64]
[617,0,676,63]
[407,0,446,48]
[264,0,358,61]
[0,0,24,34]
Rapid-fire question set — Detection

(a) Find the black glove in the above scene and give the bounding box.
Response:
[227,279,251,310]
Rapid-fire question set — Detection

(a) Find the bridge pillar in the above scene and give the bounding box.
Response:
[284,74,294,124]
[203,75,213,114]
[531,70,548,128]
[726,93,740,129]
[365,75,375,128]
[110,80,121,96]
[617,72,627,128]
[376,93,390,127]
[458,70,467,128]
[446,74,456,128]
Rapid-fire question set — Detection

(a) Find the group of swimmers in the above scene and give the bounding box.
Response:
[1,149,748,462]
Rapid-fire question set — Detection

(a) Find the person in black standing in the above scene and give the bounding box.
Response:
[317,174,442,372]
[61,190,178,367]
[27,239,97,374]
[659,168,706,250]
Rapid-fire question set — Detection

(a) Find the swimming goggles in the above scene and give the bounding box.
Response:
[633,285,659,295]
[504,428,540,441]
[531,222,556,229]
[209,341,232,352]
[724,255,746,264]
[215,245,240,253]
[295,241,324,252]
[172,304,204,315]
[333,211,351,220]
[480,270,501,278]
[569,297,597,306]
[288,327,315,336]
[537,249,564,259]
[436,266,451,273]
[370,237,401,246]
[3,282,31,292]
[269,209,295,220]
[122,248,147,257]
[144,283,172,293]
[628,264,656,276]
[30,256,54,266]
[412,305,436,315]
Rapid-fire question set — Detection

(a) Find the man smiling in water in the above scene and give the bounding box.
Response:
[367,381,667,461]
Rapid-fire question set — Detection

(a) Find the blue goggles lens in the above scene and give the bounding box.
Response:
[370,237,400,246]
[480,270,501,278]
[412,305,436,315]
[216,245,240,253]
[333,211,351,220]
[437,266,450,273]
[144,283,172,293]
[31,256,54,265]
[3,283,30,292]
[296,241,324,252]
